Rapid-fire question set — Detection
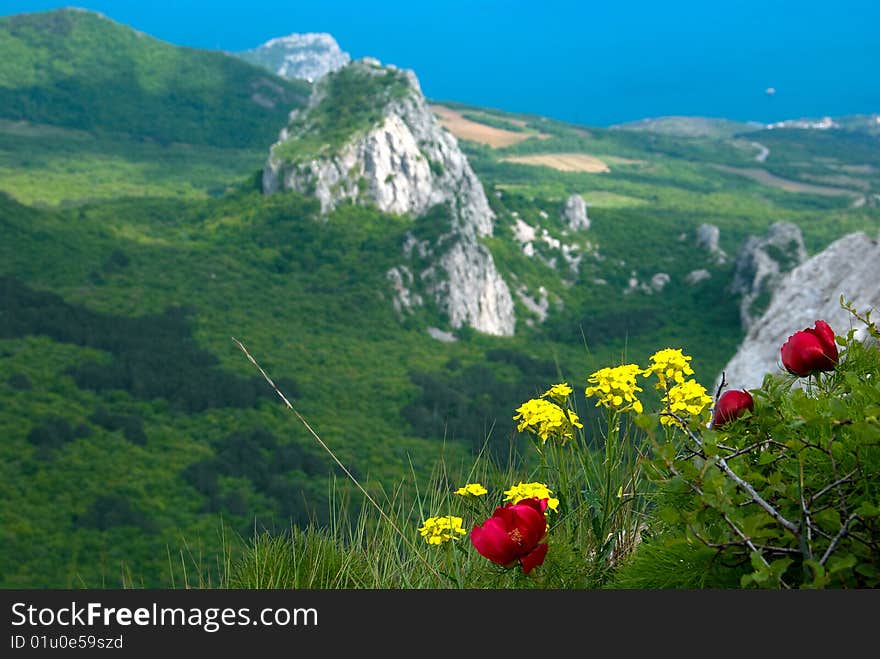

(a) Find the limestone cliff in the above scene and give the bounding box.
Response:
[262,60,515,336]
[236,33,350,82]
[729,222,806,331]
[717,231,880,392]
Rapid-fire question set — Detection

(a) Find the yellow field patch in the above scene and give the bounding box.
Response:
[430,105,549,148]
[500,153,611,173]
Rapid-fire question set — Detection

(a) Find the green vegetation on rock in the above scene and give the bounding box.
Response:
[272,62,411,163]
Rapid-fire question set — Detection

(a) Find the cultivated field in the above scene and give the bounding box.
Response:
[430,104,549,147]
[500,152,611,173]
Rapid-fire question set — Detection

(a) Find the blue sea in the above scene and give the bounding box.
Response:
[3,0,878,127]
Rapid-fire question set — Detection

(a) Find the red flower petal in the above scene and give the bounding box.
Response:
[520,543,549,575]
[471,497,551,572]
[470,517,518,566]
[810,320,839,363]
[781,331,828,376]
[781,320,839,377]
[508,500,547,548]
[712,389,754,428]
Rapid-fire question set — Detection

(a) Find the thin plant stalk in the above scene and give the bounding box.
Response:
[232,337,445,583]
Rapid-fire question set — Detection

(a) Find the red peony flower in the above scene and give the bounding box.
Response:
[780,320,839,377]
[712,389,754,428]
[470,497,549,574]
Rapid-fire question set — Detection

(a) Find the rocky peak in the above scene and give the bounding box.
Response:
[562,193,590,231]
[262,60,514,336]
[236,33,351,82]
[717,231,880,392]
[729,222,807,331]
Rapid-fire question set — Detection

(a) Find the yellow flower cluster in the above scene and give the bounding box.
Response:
[584,364,645,414]
[513,397,583,444]
[661,380,713,427]
[541,383,573,404]
[503,481,560,512]
[644,348,694,390]
[418,515,467,545]
[454,483,488,497]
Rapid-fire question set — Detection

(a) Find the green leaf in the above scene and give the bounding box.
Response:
[740,573,757,588]
[827,554,857,575]
[749,551,767,573]
[768,556,793,580]
[856,502,880,518]
[815,508,842,530]
[803,559,830,588]
[855,563,879,580]
[803,558,825,580]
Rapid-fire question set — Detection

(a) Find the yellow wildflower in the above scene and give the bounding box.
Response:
[418,515,467,545]
[454,483,488,497]
[513,397,583,445]
[503,481,560,513]
[645,348,695,390]
[585,364,645,414]
[661,379,714,427]
[541,382,573,404]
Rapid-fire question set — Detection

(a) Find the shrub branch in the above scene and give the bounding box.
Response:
[667,412,801,537]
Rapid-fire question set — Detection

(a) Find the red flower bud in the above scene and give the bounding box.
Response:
[712,389,754,428]
[780,320,839,377]
[470,497,549,574]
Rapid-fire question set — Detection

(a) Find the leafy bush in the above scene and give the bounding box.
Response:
[643,305,880,588]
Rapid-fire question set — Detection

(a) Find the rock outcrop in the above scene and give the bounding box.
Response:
[262,60,515,336]
[625,271,671,295]
[236,33,350,82]
[695,223,727,264]
[686,268,711,285]
[509,216,585,276]
[562,193,590,231]
[717,231,880,392]
[729,222,806,331]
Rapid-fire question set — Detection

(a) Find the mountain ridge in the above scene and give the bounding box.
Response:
[0,8,310,148]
